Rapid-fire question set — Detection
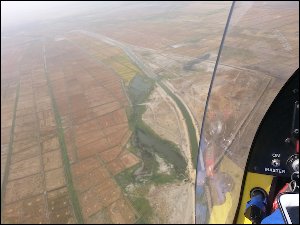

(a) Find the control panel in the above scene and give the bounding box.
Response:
[248,70,299,177]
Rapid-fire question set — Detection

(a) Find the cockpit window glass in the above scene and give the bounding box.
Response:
[196,1,299,224]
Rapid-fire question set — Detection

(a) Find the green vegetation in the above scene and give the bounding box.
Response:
[132,197,153,224]
[103,54,141,84]
[135,126,187,176]
[43,50,84,224]
[1,82,20,214]
[127,75,187,176]
[158,81,199,168]
[115,75,189,223]
[128,75,154,106]
[115,165,153,224]
[115,163,141,188]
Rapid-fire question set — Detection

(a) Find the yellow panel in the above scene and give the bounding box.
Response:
[236,172,273,224]
[209,192,233,224]
[208,156,243,224]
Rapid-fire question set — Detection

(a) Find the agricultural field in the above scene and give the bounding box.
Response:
[1,39,77,224]
[2,1,298,224]
[65,32,141,84]
[1,2,231,223]
[1,29,202,223]
[1,36,141,224]
[88,2,230,56]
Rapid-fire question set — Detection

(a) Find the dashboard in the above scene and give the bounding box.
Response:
[248,69,299,177]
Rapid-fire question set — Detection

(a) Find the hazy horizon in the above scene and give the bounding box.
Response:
[1,1,123,30]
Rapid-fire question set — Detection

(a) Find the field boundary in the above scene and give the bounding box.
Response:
[42,44,84,224]
[1,81,20,220]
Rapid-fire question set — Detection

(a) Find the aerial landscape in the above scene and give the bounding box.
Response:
[1,2,230,223]
[1,1,298,224]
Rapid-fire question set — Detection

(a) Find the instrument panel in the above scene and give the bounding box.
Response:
[248,69,299,177]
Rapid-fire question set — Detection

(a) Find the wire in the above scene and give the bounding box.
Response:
[195,0,236,223]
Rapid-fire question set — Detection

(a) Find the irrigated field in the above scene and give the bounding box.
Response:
[65,32,141,84]
[4,1,297,224]
[2,39,77,224]
[1,37,141,223]
[1,2,232,223]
